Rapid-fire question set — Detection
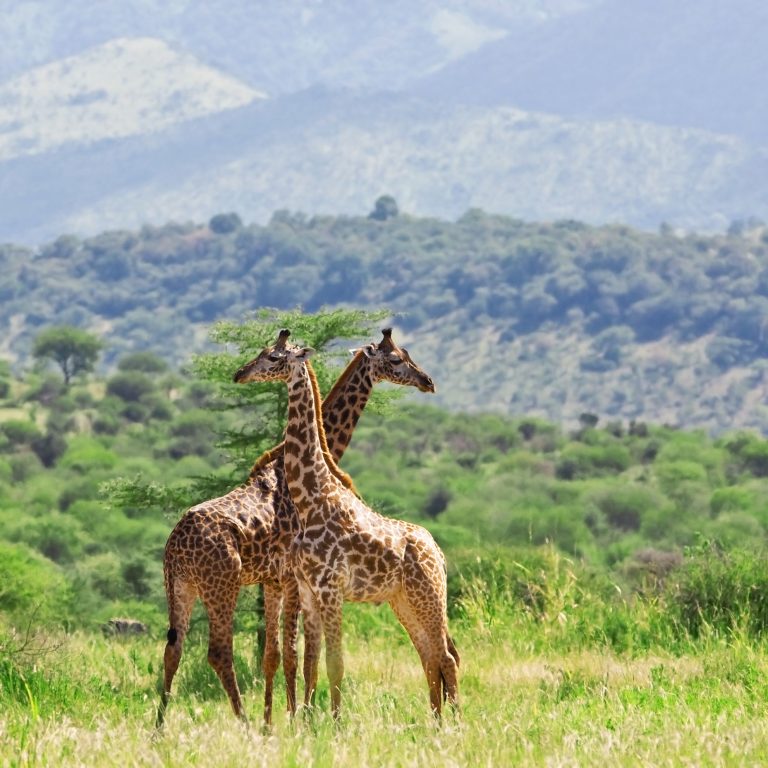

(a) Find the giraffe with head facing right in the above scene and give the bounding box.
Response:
[157,328,435,727]
[234,330,460,719]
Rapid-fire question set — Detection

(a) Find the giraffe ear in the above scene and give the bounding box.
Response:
[360,344,377,359]
[296,347,316,360]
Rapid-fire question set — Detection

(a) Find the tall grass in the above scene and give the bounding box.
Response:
[3,627,768,767]
[4,544,768,766]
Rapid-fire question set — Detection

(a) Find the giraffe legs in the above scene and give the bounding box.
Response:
[318,591,345,719]
[262,583,283,725]
[389,590,459,718]
[201,583,247,722]
[298,581,322,711]
[156,575,197,729]
[281,577,301,718]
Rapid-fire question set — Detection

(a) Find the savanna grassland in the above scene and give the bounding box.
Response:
[4,603,768,767]
[3,310,768,766]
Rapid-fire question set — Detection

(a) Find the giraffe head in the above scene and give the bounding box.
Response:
[355,328,435,393]
[233,329,314,384]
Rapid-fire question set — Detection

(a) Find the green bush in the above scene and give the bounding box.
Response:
[106,371,155,402]
[556,442,631,478]
[586,484,664,532]
[0,541,70,624]
[0,419,42,447]
[666,543,768,639]
[58,436,118,472]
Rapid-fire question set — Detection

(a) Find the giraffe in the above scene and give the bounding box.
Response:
[233,330,460,718]
[156,329,435,727]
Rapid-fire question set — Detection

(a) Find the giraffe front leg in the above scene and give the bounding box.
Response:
[319,591,345,720]
[281,576,300,718]
[262,583,283,726]
[298,581,321,712]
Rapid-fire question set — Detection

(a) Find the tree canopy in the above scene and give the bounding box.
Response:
[32,326,103,387]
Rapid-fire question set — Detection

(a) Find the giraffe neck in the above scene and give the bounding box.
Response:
[320,351,374,462]
[283,360,348,521]
[246,352,373,481]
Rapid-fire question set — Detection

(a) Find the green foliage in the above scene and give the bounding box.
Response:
[0,419,42,448]
[666,542,768,639]
[55,435,117,474]
[32,326,103,387]
[6,211,768,431]
[0,541,70,623]
[105,371,155,402]
[116,350,169,373]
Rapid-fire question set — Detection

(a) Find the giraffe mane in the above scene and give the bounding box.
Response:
[321,349,367,406]
[248,441,286,476]
[246,359,359,496]
[306,360,359,496]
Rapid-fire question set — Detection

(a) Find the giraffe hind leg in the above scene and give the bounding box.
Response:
[440,634,460,711]
[262,583,283,725]
[390,592,459,717]
[201,584,247,721]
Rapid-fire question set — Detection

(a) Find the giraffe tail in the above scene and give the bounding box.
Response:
[440,633,460,706]
[447,634,460,667]
[164,564,179,646]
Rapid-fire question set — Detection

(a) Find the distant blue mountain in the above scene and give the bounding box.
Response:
[413,0,768,143]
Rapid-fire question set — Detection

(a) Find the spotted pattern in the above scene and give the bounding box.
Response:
[236,331,459,719]
[156,329,435,727]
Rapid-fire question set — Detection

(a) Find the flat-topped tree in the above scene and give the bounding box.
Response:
[32,326,103,388]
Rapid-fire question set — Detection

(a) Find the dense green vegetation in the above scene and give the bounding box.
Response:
[1,310,768,645]
[3,209,768,430]
[4,309,768,764]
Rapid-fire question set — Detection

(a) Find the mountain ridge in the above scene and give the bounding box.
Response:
[3,209,768,435]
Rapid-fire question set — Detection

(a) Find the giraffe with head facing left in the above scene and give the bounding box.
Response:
[157,328,435,727]
[234,329,460,719]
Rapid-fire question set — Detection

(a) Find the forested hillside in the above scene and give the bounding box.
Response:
[3,310,768,635]
[3,209,768,433]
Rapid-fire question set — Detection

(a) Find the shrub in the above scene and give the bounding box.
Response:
[556,442,631,478]
[666,543,768,639]
[0,419,42,447]
[117,351,169,373]
[0,541,70,624]
[106,371,155,402]
[58,436,117,472]
[587,484,663,532]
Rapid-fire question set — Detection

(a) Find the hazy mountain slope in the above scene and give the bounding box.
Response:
[414,0,768,144]
[4,90,767,244]
[2,1,765,246]
[0,1,602,92]
[0,37,264,161]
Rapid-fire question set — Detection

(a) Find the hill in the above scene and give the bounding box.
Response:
[3,209,768,434]
[0,1,597,91]
[3,88,767,244]
[0,37,264,162]
[415,0,768,144]
[2,1,767,243]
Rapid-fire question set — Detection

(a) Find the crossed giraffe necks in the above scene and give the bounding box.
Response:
[281,359,459,718]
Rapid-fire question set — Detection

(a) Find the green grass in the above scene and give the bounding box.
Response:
[3,623,768,767]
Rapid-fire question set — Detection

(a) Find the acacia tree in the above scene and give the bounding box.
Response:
[103,307,392,663]
[32,326,103,387]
